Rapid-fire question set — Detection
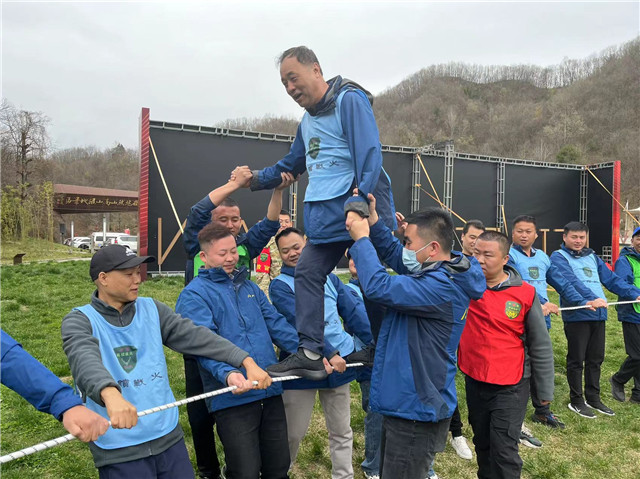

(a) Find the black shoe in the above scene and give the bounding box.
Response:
[531,412,566,429]
[568,402,596,418]
[585,400,615,416]
[610,375,626,402]
[630,397,640,404]
[344,344,375,367]
[266,350,327,380]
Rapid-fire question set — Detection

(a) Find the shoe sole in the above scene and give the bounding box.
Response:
[609,377,626,402]
[585,401,615,416]
[567,403,596,419]
[267,368,328,381]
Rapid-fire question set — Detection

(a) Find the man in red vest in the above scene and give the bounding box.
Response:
[458,231,555,479]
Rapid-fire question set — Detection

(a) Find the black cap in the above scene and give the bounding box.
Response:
[90,245,155,281]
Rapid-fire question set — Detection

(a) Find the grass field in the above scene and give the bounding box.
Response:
[1,260,639,478]
[0,238,91,265]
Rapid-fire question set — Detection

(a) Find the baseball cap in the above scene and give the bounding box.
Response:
[633,226,640,239]
[90,245,155,281]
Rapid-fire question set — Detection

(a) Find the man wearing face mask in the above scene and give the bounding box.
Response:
[346,195,486,479]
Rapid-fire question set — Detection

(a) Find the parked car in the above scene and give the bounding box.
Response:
[91,232,128,251]
[108,234,138,253]
[72,236,90,247]
[76,238,91,250]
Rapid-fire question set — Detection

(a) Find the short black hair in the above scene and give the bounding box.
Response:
[218,197,239,209]
[275,227,304,248]
[477,230,510,256]
[563,221,588,235]
[405,207,454,253]
[512,215,537,229]
[462,219,486,235]
[278,46,323,75]
[279,209,290,216]
[198,223,234,250]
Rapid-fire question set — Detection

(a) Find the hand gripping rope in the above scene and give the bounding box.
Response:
[0,363,365,464]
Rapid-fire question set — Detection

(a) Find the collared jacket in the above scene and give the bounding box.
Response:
[249,76,396,244]
[614,246,640,324]
[175,266,299,412]
[550,244,640,322]
[349,220,486,422]
[183,194,280,284]
[269,265,372,390]
[459,266,554,401]
[1,330,83,420]
[508,244,587,328]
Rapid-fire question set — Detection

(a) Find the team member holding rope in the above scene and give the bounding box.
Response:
[551,221,640,418]
[61,245,270,478]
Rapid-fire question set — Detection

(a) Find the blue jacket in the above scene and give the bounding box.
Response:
[270,265,371,390]
[1,330,82,420]
[550,244,640,322]
[614,246,640,324]
[345,279,373,383]
[508,245,587,328]
[250,76,396,244]
[183,194,280,284]
[350,221,486,422]
[175,267,299,412]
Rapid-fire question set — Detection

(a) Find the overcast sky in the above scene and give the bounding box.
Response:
[2,1,638,150]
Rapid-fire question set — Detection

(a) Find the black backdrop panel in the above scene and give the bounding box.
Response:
[504,165,580,252]
[148,128,293,272]
[382,151,414,217]
[418,155,445,213]
[451,159,497,227]
[587,168,614,256]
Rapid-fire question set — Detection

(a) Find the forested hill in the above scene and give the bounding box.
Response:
[224,38,639,205]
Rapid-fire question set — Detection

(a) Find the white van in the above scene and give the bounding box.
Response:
[91,232,127,251]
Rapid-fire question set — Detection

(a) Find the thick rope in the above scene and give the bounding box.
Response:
[558,299,639,312]
[0,363,364,464]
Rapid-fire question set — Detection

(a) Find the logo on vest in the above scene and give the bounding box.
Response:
[114,345,138,373]
[308,137,321,159]
[504,301,522,319]
[528,266,540,279]
[260,252,269,262]
[583,267,593,278]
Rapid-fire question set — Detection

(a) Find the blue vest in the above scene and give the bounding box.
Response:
[509,247,550,302]
[273,274,355,356]
[301,89,360,202]
[76,298,178,450]
[556,249,606,300]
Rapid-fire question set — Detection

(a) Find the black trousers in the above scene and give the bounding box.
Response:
[449,405,463,438]
[465,375,529,479]
[613,321,640,401]
[563,321,606,404]
[215,395,290,479]
[184,355,220,478]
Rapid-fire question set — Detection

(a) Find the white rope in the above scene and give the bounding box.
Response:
[0,363,365,464]
[558,300,640,312]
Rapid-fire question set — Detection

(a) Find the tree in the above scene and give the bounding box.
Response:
[0,99,50,201]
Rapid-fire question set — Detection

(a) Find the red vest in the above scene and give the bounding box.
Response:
[458,282,535,385]
[255,247,271,274]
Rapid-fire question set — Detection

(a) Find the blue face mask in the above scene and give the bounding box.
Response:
[402,244,429,272]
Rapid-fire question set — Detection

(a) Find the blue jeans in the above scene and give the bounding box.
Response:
[379,415,450,479]
[360,380,383,476]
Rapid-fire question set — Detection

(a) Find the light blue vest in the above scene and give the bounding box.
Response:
[509,247,550,302]
[273,274,355,356]
[76,298,178,450]
[301,89,359,202]
[557,249,606,300]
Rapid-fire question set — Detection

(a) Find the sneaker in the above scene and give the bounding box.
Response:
[519,424,542,448]
[426,474,439,479]
[531,412,566,429]
[585,400,615,416]
[364,475,380,479]
[567,402,596,418]
[610,375,626,402]
[344,344,375,367]
[630,397,640,404]
[266,350,327,380]
[450,435,473,459]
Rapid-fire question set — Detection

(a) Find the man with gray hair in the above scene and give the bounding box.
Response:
[241,45,397,380]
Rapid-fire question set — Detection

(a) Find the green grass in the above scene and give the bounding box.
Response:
[1,261,639,478]
[1,238,91,265]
